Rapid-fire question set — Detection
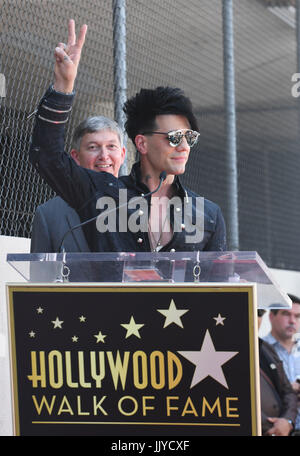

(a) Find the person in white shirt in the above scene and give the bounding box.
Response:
[263,294,300,435]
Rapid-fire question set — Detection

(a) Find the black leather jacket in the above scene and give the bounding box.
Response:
[29,86,227,254]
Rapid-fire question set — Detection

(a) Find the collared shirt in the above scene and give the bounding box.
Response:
[263,332,300,429]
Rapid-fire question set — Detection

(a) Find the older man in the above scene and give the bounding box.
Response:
[30,116,125,252]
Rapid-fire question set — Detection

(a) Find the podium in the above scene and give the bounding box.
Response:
[6,251,291,436]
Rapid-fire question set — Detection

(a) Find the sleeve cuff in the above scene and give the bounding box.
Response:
[36,85,75,124]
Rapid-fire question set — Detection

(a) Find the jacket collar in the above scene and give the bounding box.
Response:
[129,161,186,198]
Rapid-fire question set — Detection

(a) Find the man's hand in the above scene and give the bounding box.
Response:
[291,381,300,396]
[53,19,87,93]
[265,417,293,436]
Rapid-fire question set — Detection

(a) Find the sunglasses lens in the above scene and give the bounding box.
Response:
[167,130,199,147]
[186,130,199,147]
[168,131,182,147]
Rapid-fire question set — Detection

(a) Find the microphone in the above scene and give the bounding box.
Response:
[58,171,167,252]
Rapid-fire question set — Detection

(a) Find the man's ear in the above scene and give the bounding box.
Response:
[70,148,81,165]
[120,146,126,164]
[134,134,147,155]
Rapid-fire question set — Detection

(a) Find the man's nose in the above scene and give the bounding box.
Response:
[97,147,109,158]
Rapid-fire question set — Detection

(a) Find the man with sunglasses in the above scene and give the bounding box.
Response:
[29,19,226,256]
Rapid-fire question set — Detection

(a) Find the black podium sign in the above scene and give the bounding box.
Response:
[7,283,260,436]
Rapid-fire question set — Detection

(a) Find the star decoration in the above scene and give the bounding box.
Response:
[79,315,86,323]
[94,331,107,343]
[157,299,189,328]
[36,307,43,314]
[121,316,144,339]
[213,313,226,326]
[51,317,64,329]
[29,331,35,338]
[72,335,79,343]
[178,329,239,389]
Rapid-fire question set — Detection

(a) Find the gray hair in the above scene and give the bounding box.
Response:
[72,116,125,150]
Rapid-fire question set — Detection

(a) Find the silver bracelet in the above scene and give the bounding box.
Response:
[41,103,72,114]
[38,114,69,124]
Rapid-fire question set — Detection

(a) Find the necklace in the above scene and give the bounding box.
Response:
[148,196,173,252]
[148,213,170,252]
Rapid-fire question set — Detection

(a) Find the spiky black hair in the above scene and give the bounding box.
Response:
[123,86,199,145]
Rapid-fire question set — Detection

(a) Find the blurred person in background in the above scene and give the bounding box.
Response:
[258,309,297,436]
[263,295,300,435]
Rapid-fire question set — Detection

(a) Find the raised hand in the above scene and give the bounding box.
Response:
[53,19,88,93]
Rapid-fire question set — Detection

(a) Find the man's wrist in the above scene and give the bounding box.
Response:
[52,82,74,95]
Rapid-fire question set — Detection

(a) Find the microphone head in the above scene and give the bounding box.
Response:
[159,171,167,181]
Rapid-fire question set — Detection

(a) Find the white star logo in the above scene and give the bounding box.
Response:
[213,313,226,326]
[178,330,239,389]
[51,317,64,329]
[94,331,107,343]
[121,316,144,339]
[157,299,189,328]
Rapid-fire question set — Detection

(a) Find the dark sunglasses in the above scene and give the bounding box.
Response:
[142,129,200,147]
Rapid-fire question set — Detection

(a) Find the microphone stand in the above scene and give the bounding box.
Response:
[58,171,167,254]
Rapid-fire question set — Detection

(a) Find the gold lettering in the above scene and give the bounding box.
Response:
[65,351,79,388]
[166,396,179,416]
[57,395,74,415]
[226,397,239,418]
[150,351,165,389]
[48,351,63,389]
[107,351,130,390]
[142,396,155,416]
[133,351,148,389]
[32,395,56,414]
[202,397,222,417]
[77,395,90,415]
[167,351,182,389]
[78,351,91,388]
[90,351,105,388]
[28,351,46,388]
[118,395,138,416]
[181,396,198,416]
[93,395,108,415]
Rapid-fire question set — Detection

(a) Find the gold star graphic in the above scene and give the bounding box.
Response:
[29,331,36,338]
[157,299,189,328]
[72,335,79,343]
[79,315,86,323]
[121,316,144,339]
[94,331,107,343]
[51,317,64,329]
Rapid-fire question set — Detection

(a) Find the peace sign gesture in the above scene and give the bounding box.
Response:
[53,19,88,93]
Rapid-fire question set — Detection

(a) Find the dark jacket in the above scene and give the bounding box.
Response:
[259,339,298,435]
[30,196,90,253]
[29,86,227,254]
